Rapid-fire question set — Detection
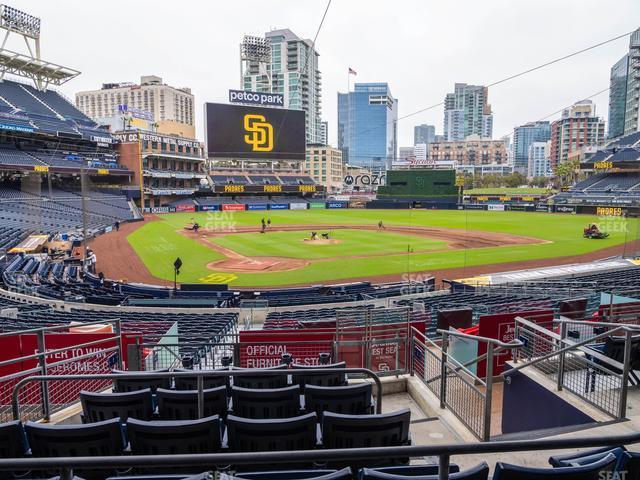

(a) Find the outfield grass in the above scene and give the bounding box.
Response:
[127,210,635,286]
[209,229,447,259]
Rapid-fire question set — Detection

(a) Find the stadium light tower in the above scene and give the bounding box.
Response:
[239,35,272,92]
[0,4,79,90]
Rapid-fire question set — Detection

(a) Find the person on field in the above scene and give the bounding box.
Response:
[193,222,199,233]
[267,218,272,228]
[378,220,385,230]
[114,221,120,231]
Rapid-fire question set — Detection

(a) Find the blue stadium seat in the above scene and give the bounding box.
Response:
[304,383,374,419]
[126,415,222,455]
[156,386,228,420]
[225,468,352,479]
[549,446,627,468]
[230,385,301,419]
[174,368,229,390]
[321,409,411,468]
[359,462,487,479]
[494,453,617,479]
[232,365,289,389]
[292,362,348,391]
[80,389,154,423]
[112,369,172,393]
[107,474,211,480]
[0,420,29,480]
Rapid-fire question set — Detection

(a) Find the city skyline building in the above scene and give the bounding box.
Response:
[549,100,605,168]
[414,124,436,145]
[443,83,493,141]
[512,121,551,174]
[337,82,398,171]
[240,29,323,144]
[527,141,552,178]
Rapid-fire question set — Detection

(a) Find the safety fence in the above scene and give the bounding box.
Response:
[508,313,640,419]
[0,319,123,423]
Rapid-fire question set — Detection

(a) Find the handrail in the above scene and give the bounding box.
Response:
[0,431,639,476]
[0,318,122,337]
[436,328,525,349]
[11,368,383,420]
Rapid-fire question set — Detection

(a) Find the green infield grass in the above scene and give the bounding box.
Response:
[125,209,635,287]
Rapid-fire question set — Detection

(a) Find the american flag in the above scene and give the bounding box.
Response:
[348,68,357,75]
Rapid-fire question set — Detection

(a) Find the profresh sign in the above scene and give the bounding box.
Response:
[229,89,285,107]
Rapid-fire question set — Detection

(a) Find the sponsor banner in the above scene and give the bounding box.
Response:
[214,185,325,194]
[247,203,268,211]
[113,131,200,149]
[555,205,576,214]
[198,204,220,212]
[151,206,176,214]
[535,204,550,212]
[327,202,348,209]
[463,204,487,210]
[270,203,289,210]
[222,204,245,211]
[487,204,505,211]
[349,201,367,209]
[118,104,154,121]
[229,89,285,107]
[507,204,528,212]
[175,204,196,212]
[0,122,34,133]
[309,202,326,209]
[289,202,308,210]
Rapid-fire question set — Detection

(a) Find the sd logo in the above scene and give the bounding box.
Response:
[244,114,273,152]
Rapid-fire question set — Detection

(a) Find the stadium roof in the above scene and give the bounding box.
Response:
[0,49,79,86]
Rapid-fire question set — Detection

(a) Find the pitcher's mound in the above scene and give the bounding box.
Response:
[301,239,342,245]
[208,256,309,273]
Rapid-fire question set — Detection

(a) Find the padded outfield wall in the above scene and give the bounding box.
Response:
[377,169,458,198]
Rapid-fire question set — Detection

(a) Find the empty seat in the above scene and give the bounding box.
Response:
[549,446,628,468]
[223,468,352,479]
[157,386,228,420]
[494,453,617,479]
[0,421,29,480]
[174,368,228,390]
[225,413,318,462]
[107,474,211,480]
[112,369,171,393]
[321,410,411,468]
[80,389,154,422]
[232,366,289,389]
[231,385,300,419]
[360,463,489,480]
[292,362,347,391]
[304,383,374,419]
[127,415,222,455]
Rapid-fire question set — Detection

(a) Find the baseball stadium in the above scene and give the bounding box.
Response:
[3,4,640,480]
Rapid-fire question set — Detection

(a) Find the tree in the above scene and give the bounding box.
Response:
[554,159,580,187]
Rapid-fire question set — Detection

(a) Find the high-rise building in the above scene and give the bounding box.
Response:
[512,121,551,174]
[527,141,551,178]
[305,144,343,193]
[76,75,195,138]
[319,121,328,146]
[337,83,398,171]
[443,83,493,141]
[241,29,323,144]
[608,54,629,139]
[428,135,508,175]
[414,124,435,145]
[549,100,605,168]
[606,28,640,139]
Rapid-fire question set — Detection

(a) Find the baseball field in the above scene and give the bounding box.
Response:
[90,210,638,287]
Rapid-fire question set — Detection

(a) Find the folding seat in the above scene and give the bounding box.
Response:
[304,383,374,419]
[127,415,222,455]
[221,468,352,480]
[232,365,289,389]
[549,446,627,468]
[156,386,228,420]
[225,412,318,460]
[80,389,154,422]
[112,369,172,393]
[291,362,348,391]
[0,420,29,480]
[230,385,300,419]
[321,409,411,468]
[359,463,488,479]
[106,474,211,480]
[494,453,618,479]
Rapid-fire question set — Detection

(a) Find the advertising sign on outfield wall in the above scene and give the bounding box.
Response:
[535,204,550,212]
[327,202,347,209]
[309,202,326,209]
[151,206,176,214]
[555,205,576,214]
[175,204,196,212]
[199,205,220,212]
[487,204,505,211]
[289,202,308,210]
[247,204,268,211]
[222,204,245,211]
[270,203,289,210]
[463,204,487,210]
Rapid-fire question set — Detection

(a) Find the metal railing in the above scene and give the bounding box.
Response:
[507,314,640,419]
[410,327,523,441]
[1,428,639,480]
[0,319,123,423]
[11,368,383,421]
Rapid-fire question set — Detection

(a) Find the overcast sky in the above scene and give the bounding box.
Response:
[15,0,640,147]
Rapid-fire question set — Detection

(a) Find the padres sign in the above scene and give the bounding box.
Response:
[243,114,273,152]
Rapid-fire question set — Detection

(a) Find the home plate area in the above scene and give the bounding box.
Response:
[208,256,310,273]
